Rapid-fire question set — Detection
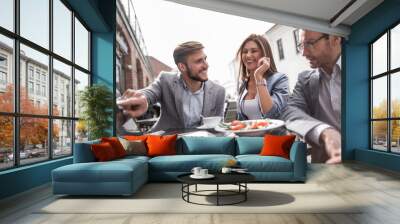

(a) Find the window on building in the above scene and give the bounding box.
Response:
[35,70,41,81]
[53,59,73,117]
[28,81,34,94]
[0,54,7,88]
[35,83,40,95]
[370,23,400,154]
[41,73,46,83]
[277,39,285,60]
[28,67,34,80]
[54,88,58,105]
[0,71,7,88]
[42,85,46,97]
[293,29,301,54]
[0,55,7,67]
[0,0,91,170]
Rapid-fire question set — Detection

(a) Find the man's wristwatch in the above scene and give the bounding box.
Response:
[255,79,267,86]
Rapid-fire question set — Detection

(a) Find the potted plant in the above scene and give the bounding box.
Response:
[79,84,113,140]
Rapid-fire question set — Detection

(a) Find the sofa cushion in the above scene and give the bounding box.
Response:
[236,155,293,172]
[178,137,235,155]
[235,137,263,155]
[260,135,296,159]
[101,137,127,158]
[119,138,147,156]
[123,135,148,141]
[148,154,235,172]
[52,159,147,183]
[91,142,118,162]
[52,158,149,195]
[147,135,177,157]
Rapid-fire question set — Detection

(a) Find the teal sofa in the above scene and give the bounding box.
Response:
[52,137,307,196]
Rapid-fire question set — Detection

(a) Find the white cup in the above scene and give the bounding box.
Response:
[202,116,222,128]
[221,167,232,174]
[199,169,208,176]
[191,167,202,176]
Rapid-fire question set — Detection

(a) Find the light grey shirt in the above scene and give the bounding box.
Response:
[307,58,341,145]
[243,99,263,119]
[181,79,204,128]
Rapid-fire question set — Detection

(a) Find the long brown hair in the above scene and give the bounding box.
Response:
[236,34,277,82]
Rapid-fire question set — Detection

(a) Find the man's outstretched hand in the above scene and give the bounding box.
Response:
[320,128,342,164]
[116,89,148,118]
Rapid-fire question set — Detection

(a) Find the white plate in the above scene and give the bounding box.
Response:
[190,174,215,179]
[214,119,285,137]
[196,124,215,129]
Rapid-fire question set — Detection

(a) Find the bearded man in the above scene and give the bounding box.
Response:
[117,41,225,132]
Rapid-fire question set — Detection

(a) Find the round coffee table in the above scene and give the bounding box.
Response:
[177,173,255,206]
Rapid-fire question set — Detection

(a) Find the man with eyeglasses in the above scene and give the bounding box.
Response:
[281,30,342,164]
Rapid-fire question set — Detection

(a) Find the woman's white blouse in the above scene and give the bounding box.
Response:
[242,98,263,120]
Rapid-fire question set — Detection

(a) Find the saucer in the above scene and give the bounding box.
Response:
[190,174,215,179]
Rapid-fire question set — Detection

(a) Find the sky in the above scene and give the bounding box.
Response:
[131,0,273,88]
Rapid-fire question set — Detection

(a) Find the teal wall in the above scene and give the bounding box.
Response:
[0,158,72,199]
[0,0,116,200]
[92,32,116,136]
[345,0,400,171]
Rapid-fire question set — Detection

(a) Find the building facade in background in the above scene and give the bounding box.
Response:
[147,56,172,77]
[116,0,172,134]
[265,25,309,92]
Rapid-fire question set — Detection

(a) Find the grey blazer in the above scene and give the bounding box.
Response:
[280,70,324,138]
[139,71,226,132]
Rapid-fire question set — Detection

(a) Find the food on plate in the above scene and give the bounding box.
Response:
[224,120,270,131]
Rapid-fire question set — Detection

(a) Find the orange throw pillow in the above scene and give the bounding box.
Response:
[91,142,117,161]
[101,137,127,158]
[123,135,148,141]
[146,135,177,157]
[259,134,296,159]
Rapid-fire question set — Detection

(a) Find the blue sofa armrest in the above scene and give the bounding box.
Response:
[73,140,100,163]
[289,141,307,181]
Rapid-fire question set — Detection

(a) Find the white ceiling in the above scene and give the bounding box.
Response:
[165,0,384,37]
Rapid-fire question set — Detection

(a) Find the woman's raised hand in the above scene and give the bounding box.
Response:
[254,57,270,81]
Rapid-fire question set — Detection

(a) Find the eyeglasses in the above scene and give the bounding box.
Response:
[297,34,329,52]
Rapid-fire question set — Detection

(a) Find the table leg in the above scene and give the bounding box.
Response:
[181,184,183,200]
[217,184,219,206]
[187,184,190,202]
[245,183,247,201]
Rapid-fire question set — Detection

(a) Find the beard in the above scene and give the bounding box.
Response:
[185,64,208,82]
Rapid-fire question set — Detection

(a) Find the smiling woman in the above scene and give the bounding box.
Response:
[236,34,289,121]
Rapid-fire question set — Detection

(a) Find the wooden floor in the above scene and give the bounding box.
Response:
[1,162,400,224]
